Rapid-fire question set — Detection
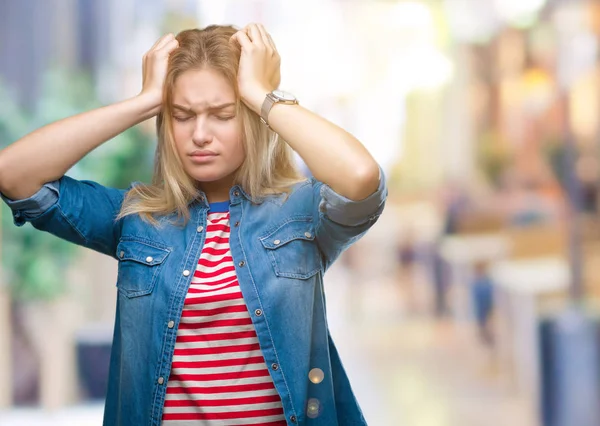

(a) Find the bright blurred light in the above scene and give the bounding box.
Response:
[445,0,548,41]
[494,0,548,25]
[275,1,365,100]
[383,1,433,30]
[390,46,454,91]
[444,0,499,43]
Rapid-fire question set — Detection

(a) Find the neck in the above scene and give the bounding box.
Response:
[197,178,234,203]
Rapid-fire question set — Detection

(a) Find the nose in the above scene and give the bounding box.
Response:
[192,117,213,146]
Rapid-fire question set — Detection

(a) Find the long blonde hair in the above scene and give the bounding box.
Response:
[117,25,304,226]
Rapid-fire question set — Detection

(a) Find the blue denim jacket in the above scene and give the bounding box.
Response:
[2,170,387,426]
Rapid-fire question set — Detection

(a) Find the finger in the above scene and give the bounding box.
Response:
[153,33,175,51]
[256,24,275,51]
[266,33,277,53]
[230,31,253,50]
[246,24,265,47]
[156,38,179,55]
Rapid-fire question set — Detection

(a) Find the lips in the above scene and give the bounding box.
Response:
[189,151,218,158]
[188,150,218,164]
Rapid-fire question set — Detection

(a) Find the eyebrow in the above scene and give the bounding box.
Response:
[172,102,236,113]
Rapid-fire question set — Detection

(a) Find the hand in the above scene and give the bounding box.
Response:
[230,24,281,114]
[139,33,179,113]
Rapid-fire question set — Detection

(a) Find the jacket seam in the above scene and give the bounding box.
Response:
[118,236,171,251]
[57,204,89,246]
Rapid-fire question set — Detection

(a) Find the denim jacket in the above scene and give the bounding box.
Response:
[2,169,387,426]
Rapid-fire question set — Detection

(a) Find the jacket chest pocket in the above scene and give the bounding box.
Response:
[260,218,321,279]
[116,238,171,298]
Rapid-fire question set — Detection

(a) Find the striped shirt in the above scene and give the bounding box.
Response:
[161,202,286,425]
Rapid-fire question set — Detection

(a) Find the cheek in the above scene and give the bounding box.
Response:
[218,125,244,154]
[172,125,190,150]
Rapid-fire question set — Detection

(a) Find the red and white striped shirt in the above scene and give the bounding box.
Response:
[161,206,286,425]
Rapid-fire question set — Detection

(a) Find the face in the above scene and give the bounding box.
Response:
[170,68,245,197]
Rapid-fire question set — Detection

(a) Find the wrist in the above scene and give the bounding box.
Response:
[135,92,163,119]
[242,87,269,116]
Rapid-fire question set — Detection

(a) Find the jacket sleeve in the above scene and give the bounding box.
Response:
[1,176,127,259]
[312,166,387,271]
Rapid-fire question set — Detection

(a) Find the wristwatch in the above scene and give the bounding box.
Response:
[260,90,298,128]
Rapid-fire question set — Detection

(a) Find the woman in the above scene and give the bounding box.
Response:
[0,24,386,425]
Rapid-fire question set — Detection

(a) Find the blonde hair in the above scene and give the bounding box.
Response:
[117,25,305,226]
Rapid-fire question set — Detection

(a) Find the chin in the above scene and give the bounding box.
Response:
[186,167,234,183]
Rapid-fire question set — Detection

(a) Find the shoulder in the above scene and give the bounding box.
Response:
[259,178,315,207]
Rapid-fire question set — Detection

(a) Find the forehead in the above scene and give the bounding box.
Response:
[172,68,236,108]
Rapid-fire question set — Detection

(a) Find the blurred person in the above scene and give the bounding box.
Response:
[0,24,386,426]
[470,261,494,346]
[576,154,599,215]
[396,229,420,315]
[441,179,470,235]
[430,239,451,318]
[397,230,417,273]
[428,182,470,319]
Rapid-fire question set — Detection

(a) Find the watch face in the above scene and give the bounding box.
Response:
[272,90,296,102]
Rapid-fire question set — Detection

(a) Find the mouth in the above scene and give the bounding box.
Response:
[189,151,218,163]
[189,150,218,158]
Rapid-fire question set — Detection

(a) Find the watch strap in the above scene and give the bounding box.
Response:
[260,93,277,128]
[260,92,298,128]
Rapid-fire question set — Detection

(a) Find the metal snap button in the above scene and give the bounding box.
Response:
[306,398,321,418]
[309,368,325,384]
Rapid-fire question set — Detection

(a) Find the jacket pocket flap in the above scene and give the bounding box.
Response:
[260,218,315,250]
[116,239,170,265]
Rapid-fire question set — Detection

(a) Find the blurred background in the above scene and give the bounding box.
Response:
[2,0,600,425]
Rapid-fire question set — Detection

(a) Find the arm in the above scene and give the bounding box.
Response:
[249,102,380,201]
[312,168,387,271]
[232,24,387,268]
[0,34,179,257]
[0,33,179,200]
[1,178,129,258]
[0,95,159,200]
[231,24,380,201]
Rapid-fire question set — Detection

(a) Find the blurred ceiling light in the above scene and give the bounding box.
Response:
[494,0,548,26]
